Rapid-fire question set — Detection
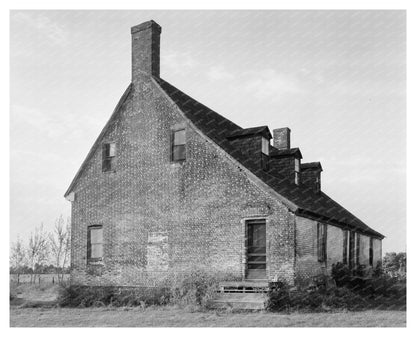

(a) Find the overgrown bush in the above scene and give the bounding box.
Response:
[267,284,370,312]
[58,285,170,308]
[331,262,352,287]
[268,263,406,312]
[58,269,224,309]
[167,269,220,308]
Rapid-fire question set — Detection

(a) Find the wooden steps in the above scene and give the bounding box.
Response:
[209,281,269,310]
[209,292,267,310]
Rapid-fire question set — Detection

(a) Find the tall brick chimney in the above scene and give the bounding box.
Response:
[273,127,291,150]
[131,20,161,80]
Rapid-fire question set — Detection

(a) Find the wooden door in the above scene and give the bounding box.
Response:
[246,220,266,279]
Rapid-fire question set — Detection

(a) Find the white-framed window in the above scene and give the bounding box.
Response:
[261,137,269,155]
[172,129,186,162]
[87,225,103,262]
[102,142,116,172]
[261,137,269,170]
[295,158,300,185]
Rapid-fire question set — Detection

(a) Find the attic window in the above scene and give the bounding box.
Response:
[295,158,300,185]
[315,176,321,192]
[102,142,116,172]
[261,137,269,170]
[172,129,186,162]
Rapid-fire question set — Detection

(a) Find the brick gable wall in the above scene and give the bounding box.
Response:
[69,74,297,286]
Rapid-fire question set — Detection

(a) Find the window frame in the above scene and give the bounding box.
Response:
[102,142,116,172]
[171,129,186,162]
[349,231,356,268]
[295,158,301,185]
[369,237,374,267]
[342,229,348,264]
[87,225,103,263]
[261,137,270,170]
[317,222,327,263]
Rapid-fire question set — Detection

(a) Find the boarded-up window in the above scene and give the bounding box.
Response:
[342,230,348,264]
[317,223,327,262]
[102,142,116,172]
[87,225,103,262]
[369,238,374,267]
[172,129,186,162]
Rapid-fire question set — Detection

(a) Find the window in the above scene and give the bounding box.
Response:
[342,230,348,264]
[295,158,300,185]
[315,176,321,192]
[87,225,103,262]
[317,222,327,262]
[356,233,361,266]
[349,231,356,268]
[369,238,374,267]
[172,129,186,162]
[102,142,116,172]
[261,137,269,170]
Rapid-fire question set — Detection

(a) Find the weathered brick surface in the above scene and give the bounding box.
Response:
[69,73,296,286]
[294,215,376,282]
[373,238,382,265]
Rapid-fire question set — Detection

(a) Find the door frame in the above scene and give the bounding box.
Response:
[241,217,268,280]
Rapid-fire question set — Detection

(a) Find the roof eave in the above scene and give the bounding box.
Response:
[295,208,385,239]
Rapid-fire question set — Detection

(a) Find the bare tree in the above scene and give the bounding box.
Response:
[27,224,49,283]
[10,236,27,284]
[49,215,71,284]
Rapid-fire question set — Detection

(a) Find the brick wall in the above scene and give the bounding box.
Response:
[294,216,323,282]
[295,216,344,283]
[69,73,296,286]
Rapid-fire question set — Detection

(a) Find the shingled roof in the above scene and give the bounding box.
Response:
[301,162,323,171]
[154,76,384,239]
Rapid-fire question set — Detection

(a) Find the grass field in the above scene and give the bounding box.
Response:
[10,307,406,327]
[9,282,406,327]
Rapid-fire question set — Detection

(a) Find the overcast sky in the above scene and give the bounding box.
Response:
[10,10,406,253]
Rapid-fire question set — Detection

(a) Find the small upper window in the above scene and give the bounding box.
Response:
[102,142,116,172]
[295,158,300,185]
[172,129,186,162]
[261,137,269,170]
[87,225,103,262]
[315,176,321,192]
[261,137,269,155]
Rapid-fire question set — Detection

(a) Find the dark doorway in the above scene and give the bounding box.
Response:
[246,219,266,279]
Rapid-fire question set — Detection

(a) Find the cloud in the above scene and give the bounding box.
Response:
[241,69,303,101]
[12,11,68,47]
[206,66,234,81]
[10,104,101,141]
[162,51,199,74]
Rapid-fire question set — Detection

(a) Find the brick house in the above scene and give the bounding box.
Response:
[64,20,384,286]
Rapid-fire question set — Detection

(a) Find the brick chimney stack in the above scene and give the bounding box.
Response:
[131,20,161,80]
[273,127,291,150]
